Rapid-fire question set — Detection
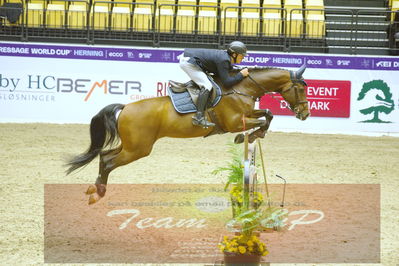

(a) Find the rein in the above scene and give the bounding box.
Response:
[222,87,258,101]
[248,74,290,110]
[248,75,269,93]
[222,74,272,101]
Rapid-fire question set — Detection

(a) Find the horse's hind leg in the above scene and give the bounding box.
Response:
[85,146,121,199]
[86,143,154,205]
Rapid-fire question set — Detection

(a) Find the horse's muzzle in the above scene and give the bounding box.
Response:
[296,111,310,121]
[293,105,310,121]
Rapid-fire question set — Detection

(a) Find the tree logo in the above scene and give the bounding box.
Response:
[357,80,395,123]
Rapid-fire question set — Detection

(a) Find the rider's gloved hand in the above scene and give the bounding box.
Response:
[240,68,249,77]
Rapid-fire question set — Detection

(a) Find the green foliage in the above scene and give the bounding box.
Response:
[213,142,287,237]
[212,143,244,191]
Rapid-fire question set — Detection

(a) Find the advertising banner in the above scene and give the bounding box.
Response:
[260,79,351,117]
[1,42,398,135]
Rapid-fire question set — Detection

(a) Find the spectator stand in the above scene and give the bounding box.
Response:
[90,1,156,45]
[285,7,327,53]
[156,1,221,48]
[0,0,24,40]
[222,5,286,51]
[23,0,90,43]
[1,0,399,55]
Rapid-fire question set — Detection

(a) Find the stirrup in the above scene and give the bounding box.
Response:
[192,116,215,128]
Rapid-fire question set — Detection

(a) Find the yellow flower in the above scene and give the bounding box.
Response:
[262,250,269,256]
[248,246,254,252]
[259,244,264,252]
[238,246,246,254]
[247,240,254,246]
[255,192,263,200]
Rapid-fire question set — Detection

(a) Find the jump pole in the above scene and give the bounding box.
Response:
[257,139,271,209]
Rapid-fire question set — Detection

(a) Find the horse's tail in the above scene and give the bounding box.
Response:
[66,103,125,175]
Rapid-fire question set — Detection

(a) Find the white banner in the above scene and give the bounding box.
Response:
[0,56,186,123]
[265,69,399,136]
[1,44,398,136]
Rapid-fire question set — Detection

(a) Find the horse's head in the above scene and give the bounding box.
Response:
[280,64,310,120]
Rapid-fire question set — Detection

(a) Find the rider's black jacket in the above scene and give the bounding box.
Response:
[183,48,244,88]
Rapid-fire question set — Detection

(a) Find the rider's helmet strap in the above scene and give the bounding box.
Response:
[231,53,238,64]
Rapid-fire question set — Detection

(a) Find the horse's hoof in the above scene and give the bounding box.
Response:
[86,185,97,195]
[234,134,244,144]
[96,184,107,197]
[88,194,97,205]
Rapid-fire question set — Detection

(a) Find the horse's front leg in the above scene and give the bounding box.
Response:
[251,109,274,137]
[252,109,272,119]
[233,116,268,144]
[234,109,273,144]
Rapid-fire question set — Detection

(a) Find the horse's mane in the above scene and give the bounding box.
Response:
[249,66,287,71]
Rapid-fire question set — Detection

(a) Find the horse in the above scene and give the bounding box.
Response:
[66,65,310,205]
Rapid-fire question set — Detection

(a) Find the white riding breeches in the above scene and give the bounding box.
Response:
[179,55,213,91]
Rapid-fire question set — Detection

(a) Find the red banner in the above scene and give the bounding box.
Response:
[260,80,351,117]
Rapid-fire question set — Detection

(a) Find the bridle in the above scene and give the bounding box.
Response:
[283,71,309,113]
[222,69,308,117]
[245,71,308,114]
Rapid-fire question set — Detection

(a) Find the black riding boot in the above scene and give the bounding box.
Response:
[192,88,215,128]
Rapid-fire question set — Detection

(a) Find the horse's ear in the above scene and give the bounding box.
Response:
[296,64,307,78]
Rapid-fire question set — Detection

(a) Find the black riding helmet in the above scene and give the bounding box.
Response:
[227,41,248,56]
[227,41,247,63]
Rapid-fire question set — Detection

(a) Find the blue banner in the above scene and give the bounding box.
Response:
[1,42,399,71]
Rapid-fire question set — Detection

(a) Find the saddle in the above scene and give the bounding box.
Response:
[167,76,222,114]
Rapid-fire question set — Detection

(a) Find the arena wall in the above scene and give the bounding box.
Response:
[1,41,398,136]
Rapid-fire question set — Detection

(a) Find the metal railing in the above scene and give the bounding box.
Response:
[1,2,398,55]
[23,0,90,42]
[222,6,287,50]
[355,9,398,55]
[285,8,330,53]
[157,3,221,46]
[90,1,156,44]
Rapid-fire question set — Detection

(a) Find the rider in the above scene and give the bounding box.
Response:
[179,41,249,128]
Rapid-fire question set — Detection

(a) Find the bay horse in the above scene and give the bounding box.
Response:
[66,65,310,204]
